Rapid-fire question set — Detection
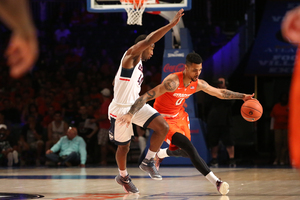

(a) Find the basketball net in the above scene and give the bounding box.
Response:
[120,0,146,26]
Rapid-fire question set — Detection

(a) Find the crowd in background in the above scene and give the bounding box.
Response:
[0,0,245,167]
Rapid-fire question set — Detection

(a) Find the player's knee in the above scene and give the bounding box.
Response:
[160,121,169,136]
[118,143,130,153]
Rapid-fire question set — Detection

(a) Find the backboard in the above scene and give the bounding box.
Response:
[87,0,192,13]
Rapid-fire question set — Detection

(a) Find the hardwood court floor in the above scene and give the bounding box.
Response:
[0,166,299,200]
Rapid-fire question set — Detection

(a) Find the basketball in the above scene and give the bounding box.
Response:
[241,99,263,122]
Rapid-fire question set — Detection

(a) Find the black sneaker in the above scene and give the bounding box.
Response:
[229,158,236,168]
[210,158,219,168]
[139,158,162,180]
[216,180,229,195]
[115,174,139,193]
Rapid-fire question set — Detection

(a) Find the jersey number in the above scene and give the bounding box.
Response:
[175,98,185,105]
[137,74,143,86]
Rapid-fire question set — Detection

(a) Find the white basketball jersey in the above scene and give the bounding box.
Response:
[113,51,144,105]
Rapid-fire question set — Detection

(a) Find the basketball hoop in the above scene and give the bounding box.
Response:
[120,0,151,25]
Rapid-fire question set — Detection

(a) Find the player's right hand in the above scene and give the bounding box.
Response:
[116,113,133,128]
[170,8,184,27]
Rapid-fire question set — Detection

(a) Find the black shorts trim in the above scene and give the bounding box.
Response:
[143,112,160,129]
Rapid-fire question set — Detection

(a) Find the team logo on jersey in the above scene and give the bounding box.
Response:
[173,93,191,98]
[191,86,195,89]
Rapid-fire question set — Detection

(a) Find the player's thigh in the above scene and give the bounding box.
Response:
[179,113,191,140]
[132,104,162,129]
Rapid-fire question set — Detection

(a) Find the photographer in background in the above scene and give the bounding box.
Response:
[206,77,236,167]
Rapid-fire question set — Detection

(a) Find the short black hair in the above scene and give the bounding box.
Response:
[134,34,147,44]
[186,52,203,66]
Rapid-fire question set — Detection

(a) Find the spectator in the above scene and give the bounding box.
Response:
[18,115,44,166]
[270,92,289,165]
[73,105,98,163]
[0,124,19,167]
[21,103,42,124]
[41,106,55,128]
[62,93,77,124]
[45,127,86,167]
[45,111,68,151]
[90,85,103,104]
[206,78,235,167]
[93,88,113,165]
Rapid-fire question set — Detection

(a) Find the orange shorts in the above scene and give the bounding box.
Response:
[163,110,190,151]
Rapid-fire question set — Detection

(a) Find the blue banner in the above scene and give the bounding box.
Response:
[246,1,299,75]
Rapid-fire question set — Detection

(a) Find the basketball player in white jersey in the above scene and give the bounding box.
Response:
[109,9,184,194]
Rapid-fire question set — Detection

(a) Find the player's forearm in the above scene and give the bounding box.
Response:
[220,89,245,99]
[128,91,156,115]
[146,23,173,45]
[0,0,36,37]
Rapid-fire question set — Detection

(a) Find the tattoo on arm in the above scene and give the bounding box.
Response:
[221,90,244,99]
[221,89,244,99]
[146,91,155,99]
[164,79,177,91]
[128,91,156,115]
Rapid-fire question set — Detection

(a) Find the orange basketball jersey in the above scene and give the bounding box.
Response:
[154,72,197,116]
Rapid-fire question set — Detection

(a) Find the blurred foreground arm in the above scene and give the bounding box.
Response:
[281,6,300,43]
[0,0,38,78]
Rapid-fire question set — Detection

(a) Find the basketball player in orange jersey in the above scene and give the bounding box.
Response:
[118,52,254,195]
[0,0,38,79]
[281,6,300,169]
[109,9,184,193]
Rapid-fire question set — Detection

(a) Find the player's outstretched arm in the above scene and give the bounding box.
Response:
[117,74,179,127]
[0,0,38,79]
[197,79,254,101]
[129,9,184,58]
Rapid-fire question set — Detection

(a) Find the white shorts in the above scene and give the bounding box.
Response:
[108,100,160,145]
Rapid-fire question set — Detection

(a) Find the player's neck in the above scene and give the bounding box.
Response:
[182,71,192,87]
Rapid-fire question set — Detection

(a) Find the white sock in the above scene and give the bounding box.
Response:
[13,150,18,164]
[205,171,220,186]
[118,169,128,177]
[157,148,169,159]
[145,149,156,160]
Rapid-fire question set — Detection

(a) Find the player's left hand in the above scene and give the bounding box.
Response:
[243,93,255,101]
[116,113,133,128]
[5,30,38,79]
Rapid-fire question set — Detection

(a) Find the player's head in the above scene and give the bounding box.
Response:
[135,34,154,61]
[185,52,203,82]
